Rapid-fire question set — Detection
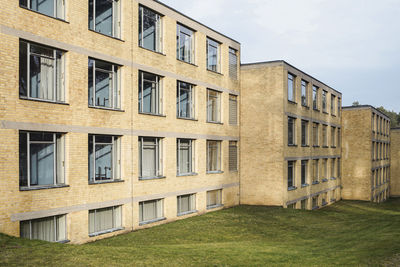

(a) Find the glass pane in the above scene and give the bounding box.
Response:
[143,80,157,113]
[55,51,64,102]
[142,141,156,177]
[177,82,192,118]
[179,140,191,174]
[30,0,54,17]
[95,0,113,36]
[207,141,219,171]
[31,217,55,242]
[56,215,66,241]
[20,0,28,8]
[142,8,157,50]
[19,41,28,97]
[30,142,54,186]
[95,207,113,232]
[20,221,30,239]
[95,70,111,107]
[19,133,28,187]
[95,144,112,180]
[88,59,94,105]
[207,41,218,71]
[30,132,54,142]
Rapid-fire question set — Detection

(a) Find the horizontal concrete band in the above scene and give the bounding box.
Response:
[0,120,240,141]
[11,182,239,221]
[284,155,341,161]
[0,25,239,96]
[286,185,341,205]
[285,112,341,128]
[371,164,390,171]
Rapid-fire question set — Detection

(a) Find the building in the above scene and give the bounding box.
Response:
[390,128,400,197]
[240,61,342,210]
[0,0,241,244]
[341,106,391,202]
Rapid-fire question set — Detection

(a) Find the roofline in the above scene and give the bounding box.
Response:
[342,105,391,120]
[241,60,342,95]
[152,0,241,45]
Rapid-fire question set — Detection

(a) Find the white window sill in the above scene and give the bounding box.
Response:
[20,96,69,105]
[139,217,166,226]
[20,184,69,191]
[89,227,124,237]
[139,176,166,181]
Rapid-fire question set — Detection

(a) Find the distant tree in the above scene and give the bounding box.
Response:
[377,106,400,128]
[352,101,360,106]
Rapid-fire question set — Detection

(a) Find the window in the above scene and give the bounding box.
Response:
[338,128,341,148]
[229,48,238,79]
[331,126,336,147]
[89,206,122,235]
[313,86,318,110]
[372,114,375,132]
[301,80,308,106]
[177,81,195,119]
[20,215,66,242]
[331,94,336,115]
[88,58,120,109]
[288,117,296,146]
[288,161,295,189]
[313,159,319,183]
[20,0,65,19]
[139,137,163,179]
[177,194,196,215]
[207,189,222,209]
[312,195,319,209]
[207,89,221,123]
[337,158,341,178]
[139,199,164,224]
[206,38,220,72]
[331,158,336,178]
[177,139,194,175]
[322,125,328,147]
[301,160,308,185]
[19,41,65,102]
[138,71,162,115]
[322,90,327,112]
[19,132,65,188]
[288,73,295,102]
[287,203,296,209]
[322,193,328,205]
[313,123,319,146]
[338,97,341,116]
[229,141,238,171]
[301,199,307,210]
[301,120,309,146]
[229,95,238,125]
[331,189,336,201]
[207,140,221,172]
[89,0,121,38]
[322,159,327,180]
[177,24,195,63]
[139,5,162,52]
[88,135,121,183]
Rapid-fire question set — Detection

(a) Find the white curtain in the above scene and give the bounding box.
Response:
[56,135,65,184]
[31,217,55,242]
[141,200,162,222]
[40,57,54,100]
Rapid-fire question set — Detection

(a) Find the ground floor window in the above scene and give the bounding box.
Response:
[20,215,66,242]
[139,199,164,224]
[177,194,196,215]
[312,195,319,209]
[301,199,307,210]
[207,189,222,209]
[89,206,122,236]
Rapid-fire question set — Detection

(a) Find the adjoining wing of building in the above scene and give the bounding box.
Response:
[0,0,398,244]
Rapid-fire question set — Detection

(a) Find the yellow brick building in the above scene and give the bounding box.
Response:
[240,61,342,210]
[341,106,391,202]
[0,0,241,243]
[390,128,400,197]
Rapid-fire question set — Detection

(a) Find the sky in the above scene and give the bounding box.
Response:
[161,0,400,112]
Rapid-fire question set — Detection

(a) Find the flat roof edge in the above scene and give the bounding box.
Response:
[342,105,391,120]
[241,60,341,95]
[152,0,240,45]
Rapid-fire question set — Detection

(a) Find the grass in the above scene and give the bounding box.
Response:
[1,199,400,266]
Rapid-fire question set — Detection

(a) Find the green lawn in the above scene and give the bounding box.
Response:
[1,199,400,266]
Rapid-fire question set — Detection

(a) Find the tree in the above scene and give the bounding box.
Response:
[376,106,400,128]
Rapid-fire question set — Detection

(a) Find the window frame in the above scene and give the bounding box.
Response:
[20,214,67,242]
[207,189,222,209]
[88,58,121,110]
[288,117,296,146]
[206,140,222,173]
[176,23,195,64]
[139,199,164,225]
[301,80,308,106]
[139,137,163,180]
[89,0,121,38]
[301,160,308,186]
[177,139,195,176]
[312,86,319,110]
[229,94,238,125]
[322,90,327,112]
[313,123,319,147]
[206,37,221,73]
[313,159,319,184]
[287,73,295,102]
[207,89,222,123]
[301,120,309,146]
[20,0,66,20]
[331,126,336,147]
[177,194,196,216]
[331,94,336,115]
[288,161,296,190]
[138,70,163,115]
[19,131,65,189]
[177,81,195,120]
[229,47,238,80]
[322,125,328,147]
[88,205,122,236]
[229,141,238,172]
[139,5,163,53]
[88,134,121,184]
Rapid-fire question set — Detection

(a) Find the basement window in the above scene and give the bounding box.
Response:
[89,206,122,236]
[20,215,67,242]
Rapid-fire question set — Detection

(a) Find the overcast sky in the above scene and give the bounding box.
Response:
[161,0,400,112]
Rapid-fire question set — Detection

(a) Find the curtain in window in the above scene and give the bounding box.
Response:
[140,200,162,222]
[56,135,65,184]
[178,140,191,174]
[142,139,157,177]
[40,57,54,100]
[31,217,55,242]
